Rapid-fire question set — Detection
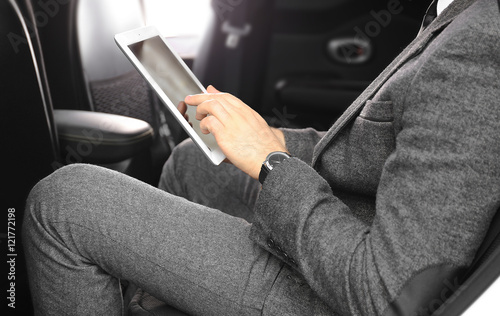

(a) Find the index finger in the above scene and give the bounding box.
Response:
[185,93,220,106]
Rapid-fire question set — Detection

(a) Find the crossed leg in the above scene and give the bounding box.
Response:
[22,140,283,315]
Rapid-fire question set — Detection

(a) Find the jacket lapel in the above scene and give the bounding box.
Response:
[311,0,477,168]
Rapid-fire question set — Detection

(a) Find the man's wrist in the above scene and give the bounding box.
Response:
[270,128,286,148]
[248,138,288,180]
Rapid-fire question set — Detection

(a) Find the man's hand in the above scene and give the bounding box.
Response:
[185,86,288,180]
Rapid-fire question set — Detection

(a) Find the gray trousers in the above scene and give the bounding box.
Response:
[22,140,324,316]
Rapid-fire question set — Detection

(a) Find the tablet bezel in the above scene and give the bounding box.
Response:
[115,26,226,165]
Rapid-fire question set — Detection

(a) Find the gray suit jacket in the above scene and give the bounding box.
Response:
[250,0,500,314]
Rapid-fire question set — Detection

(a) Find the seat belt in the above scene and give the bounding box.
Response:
[221,0,251,49]
[219,0,251,96]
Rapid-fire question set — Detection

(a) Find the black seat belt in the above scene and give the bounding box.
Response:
[462,208,500,282]
[433,209,500,316]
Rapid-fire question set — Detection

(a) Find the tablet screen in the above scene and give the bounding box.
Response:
[129,36,218,151]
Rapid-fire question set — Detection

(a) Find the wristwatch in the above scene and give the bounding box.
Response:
[259,151,292,185]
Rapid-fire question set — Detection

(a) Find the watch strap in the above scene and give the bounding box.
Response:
[258,166,268,184]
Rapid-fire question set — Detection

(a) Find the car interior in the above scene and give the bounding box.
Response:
[3,0,500,315]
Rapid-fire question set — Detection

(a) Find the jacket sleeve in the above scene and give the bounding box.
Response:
[281,128,326,165]
[250,9,500,316]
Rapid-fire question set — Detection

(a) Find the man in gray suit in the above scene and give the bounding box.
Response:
[23,0,500,315]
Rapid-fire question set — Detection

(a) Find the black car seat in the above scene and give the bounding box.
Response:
[28,0,172,184]
[3,0,159,312]
[76,0,154,125]
[28,0,144,114]
[432,209,500,315]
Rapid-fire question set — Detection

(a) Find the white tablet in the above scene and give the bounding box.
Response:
[115,26,226,165]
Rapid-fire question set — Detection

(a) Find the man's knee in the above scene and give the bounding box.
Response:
[29,163,102,197]
[25,164,107,224]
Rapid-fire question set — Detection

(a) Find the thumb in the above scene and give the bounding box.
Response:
[207,85,221,93]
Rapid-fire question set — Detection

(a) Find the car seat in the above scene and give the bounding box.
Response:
[27,0,173,185]
[3,1,162,312]
[28,0,145,115]
[433,209,500,315]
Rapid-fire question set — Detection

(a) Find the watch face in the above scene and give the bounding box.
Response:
[266,152,291,170]
[260,151,291,184]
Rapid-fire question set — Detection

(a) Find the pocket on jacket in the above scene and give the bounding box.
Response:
[359,100,394,122]
[318,99,396,196]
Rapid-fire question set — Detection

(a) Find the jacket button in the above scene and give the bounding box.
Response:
[267,238,275,248]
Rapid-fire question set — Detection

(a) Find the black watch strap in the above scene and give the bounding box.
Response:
[258,166,269,185]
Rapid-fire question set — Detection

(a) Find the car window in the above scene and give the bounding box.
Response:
[143,0,212,59]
